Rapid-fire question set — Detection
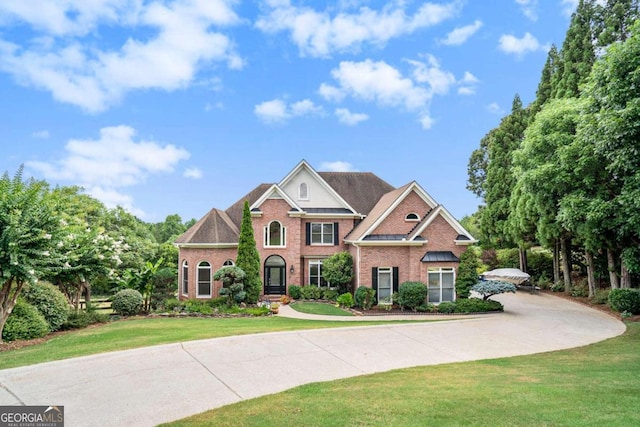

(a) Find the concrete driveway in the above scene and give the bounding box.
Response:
[0,292,625,426]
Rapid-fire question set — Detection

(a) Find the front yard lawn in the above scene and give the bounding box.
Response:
[289,302,354,316]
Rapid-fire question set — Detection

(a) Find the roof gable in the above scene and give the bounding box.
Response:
[250,184,302,213]
[278,160,358,214]
[409,205,477,244]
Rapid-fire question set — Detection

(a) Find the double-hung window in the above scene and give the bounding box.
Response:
[427,267,455,303]
[309,260,329,287]
[197,261,212,297]
[310,223,334,245]
[181,260,188,296]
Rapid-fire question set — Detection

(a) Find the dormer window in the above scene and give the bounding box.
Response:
[405,212,420,222]
[299,182,309,200]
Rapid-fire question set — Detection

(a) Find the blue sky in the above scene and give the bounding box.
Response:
[0,0,578,223]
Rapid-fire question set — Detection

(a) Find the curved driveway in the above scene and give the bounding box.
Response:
[0,292,625,426]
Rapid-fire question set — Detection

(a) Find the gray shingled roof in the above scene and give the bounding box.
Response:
[225,183,273,227]
[318,172,395,215]
[174,208,239,244]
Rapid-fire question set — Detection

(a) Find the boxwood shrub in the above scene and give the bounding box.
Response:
[300,285,322,300]
[336,292,354,308]
[454,298,503,313]
[355,286,377,310]
[2,299,50,341]
[322,288,339,301]
[608,288,640,314]
[397,281,427,311]
[111,289,144,316]
[288,285,302,299]
[436,302,456,314]
[22,282,70,331]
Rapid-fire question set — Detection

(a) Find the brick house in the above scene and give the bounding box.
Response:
[175,160,476,304]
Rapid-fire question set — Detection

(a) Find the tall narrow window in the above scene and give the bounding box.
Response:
[377,267,393,304]
[428,267,455,303]
[181,260,189,296]
[197,261,212,297]
[264,220,285,247]
[299,182,309,200]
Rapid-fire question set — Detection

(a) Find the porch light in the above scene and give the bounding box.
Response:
[290,265,295,274]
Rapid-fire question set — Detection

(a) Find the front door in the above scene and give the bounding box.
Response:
[264,255,286,295]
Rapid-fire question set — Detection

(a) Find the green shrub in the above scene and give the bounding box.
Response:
[354,286,377,310]
[288,285,302,299]
[162,298,184,311]
[59,310,109,331]
[436,302,456,314]
[608,288,640,314]
[208,296,229,308]
[417,303,436,313]
[322,288,339,301]
[300,286,322,300]
[2,299,50,341]
[184,299,214,314]
[21,282,70,331]
[397,281,428,311]
[590,289,610,305]
[456,249,480,299]
[111,289,144,316]
[454,298,503,313]
[536,274,552,290]
[336,292,354,308]
[527,250,554,283]
[551,282,565,292]
[571,279,589,298]
[240,306,270,316]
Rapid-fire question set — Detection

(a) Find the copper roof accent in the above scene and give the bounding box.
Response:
[174,208,239,244]
[225,183,273,227]
[345,182,412,241]
[318,172,395,215]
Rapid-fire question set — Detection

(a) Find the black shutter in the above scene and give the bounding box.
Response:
[392,267,399,293]
[372,267,378,290]
[305,222,311,245]
[333,222,339,245]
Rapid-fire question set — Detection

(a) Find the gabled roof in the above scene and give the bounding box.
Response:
[318,171,395,215]
[175,208,239,246]
[225,183,273,227]
[409,205,477,243]
[250,184,302,213]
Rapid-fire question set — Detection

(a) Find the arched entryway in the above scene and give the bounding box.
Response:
[264,255,286,295]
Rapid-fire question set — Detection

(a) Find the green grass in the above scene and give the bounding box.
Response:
[290,302,354,316]
[0,316,421,370]
[165,323,640,427]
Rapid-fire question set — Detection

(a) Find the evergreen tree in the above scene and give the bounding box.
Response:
[480,95,528,248]
[596,0,640,46]
[552,0,597,99]
[529,45,559,120]
[235,201,261,303]
[455,248,480,299]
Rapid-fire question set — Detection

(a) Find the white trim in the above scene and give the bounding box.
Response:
[181,260,189,297]
[298,182,309,200]
[345,240,426,247]
[405,212,420,222]
[309,222,335,245]
[278,160,360,215]
[196,261,212,298]
[264,220,286,248]
[251,184,303,213]
[176,243,238,249]
[427,267,456,304]
[411,205,478,243]
[354,182,437,242]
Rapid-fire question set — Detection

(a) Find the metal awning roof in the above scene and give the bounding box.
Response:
[421,251,460,262]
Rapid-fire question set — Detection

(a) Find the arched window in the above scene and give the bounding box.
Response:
[181,260,189,296]
[197,261,211,297]
[299,182,309,200]
[264,220,286,247]
[405,212,420,222]
[223,259,235,266]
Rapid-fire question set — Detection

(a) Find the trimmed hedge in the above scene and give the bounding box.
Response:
[288,285,302,299]
[112,289,144,316]
[299,286,322,300]
[2,299,49,341]
[398,281,427,311]
[608,288,640,314]
[454,298,503,313]
[22,282,69,331]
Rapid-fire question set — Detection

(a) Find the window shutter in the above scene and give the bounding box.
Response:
[305,222,311,245]
[333,222,339,245]
[392,267,399,293]
[372,267,378,290]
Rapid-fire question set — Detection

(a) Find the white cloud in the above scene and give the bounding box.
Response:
[26,125,190,217]
[335,108,369,126]
[498,32,545,57]
[0,0,243,112]
[408,55,456,96]
[32,129,50,139]
[458,71,479,95]
[487,102,504,115]
[254,98,323,124]
[320,59,430,110]
[439,20,482,46]
[183,167,203,179]
[256,1,460,57]
[515,0,539,21]
[319,161,357,172]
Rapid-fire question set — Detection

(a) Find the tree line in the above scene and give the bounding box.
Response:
[0,167,195,340]
[467,0,640,296]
